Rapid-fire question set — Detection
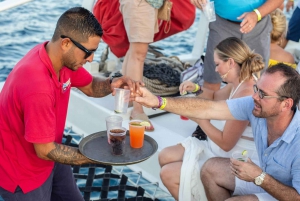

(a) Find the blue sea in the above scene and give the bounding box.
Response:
[0,0,200,81]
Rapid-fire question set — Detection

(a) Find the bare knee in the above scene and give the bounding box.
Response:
[200,157,215,180]
[201,157,230,182]
[129,42,148,61]
[158,149,168,167]
[158,145,185,167]
[158,147,173,167]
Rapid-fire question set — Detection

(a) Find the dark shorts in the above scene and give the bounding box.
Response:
[0,163,84,201]
[287,7,300,42]
[203,14,272,84]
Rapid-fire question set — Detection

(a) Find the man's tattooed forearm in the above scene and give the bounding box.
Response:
[91,77,112,97]
[47,143,90,165]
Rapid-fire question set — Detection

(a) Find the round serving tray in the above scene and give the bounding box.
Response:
[79,130,158,166]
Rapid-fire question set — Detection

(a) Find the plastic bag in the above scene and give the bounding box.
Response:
[180,58,204,86]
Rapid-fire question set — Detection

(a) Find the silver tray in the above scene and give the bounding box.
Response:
[79,131,158,166]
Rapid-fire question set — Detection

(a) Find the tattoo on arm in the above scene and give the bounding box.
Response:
[47,143,93,165]
[91,77,112,97]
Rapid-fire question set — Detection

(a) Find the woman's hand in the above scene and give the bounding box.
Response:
[111,76,144,100]
[179,80,197,95]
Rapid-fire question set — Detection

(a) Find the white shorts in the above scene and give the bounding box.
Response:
[234,177,278,201]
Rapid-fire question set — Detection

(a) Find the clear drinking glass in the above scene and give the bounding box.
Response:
[201,1,216,22]
[114,88,130,114]
[231,150,248,162]
[108,127,127,155]
[105,115,123,143]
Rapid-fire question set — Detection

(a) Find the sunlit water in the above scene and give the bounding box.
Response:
[0,0,200,81]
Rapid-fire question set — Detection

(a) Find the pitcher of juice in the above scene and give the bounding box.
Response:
[129,120,146,148]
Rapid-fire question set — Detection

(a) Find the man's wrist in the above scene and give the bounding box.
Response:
[110,73,123,84]
[152,96,167,110]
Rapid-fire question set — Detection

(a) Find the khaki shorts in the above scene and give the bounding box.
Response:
[119,0,159,43]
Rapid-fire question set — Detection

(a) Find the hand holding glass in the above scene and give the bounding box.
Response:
[114,88,130,114]
[231,150,248,162]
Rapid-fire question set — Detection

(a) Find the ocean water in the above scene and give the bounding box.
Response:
[0,0,199,81]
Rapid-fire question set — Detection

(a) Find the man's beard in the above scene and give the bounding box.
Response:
[252,100,280,118]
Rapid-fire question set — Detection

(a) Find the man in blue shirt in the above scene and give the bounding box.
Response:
[134,63,300,200]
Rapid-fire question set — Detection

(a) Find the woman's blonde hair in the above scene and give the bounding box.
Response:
[214,37,264,82]
[270,8,287,43]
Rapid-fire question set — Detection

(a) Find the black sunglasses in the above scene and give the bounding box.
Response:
[61,35,95,59]
[253,84,288,99]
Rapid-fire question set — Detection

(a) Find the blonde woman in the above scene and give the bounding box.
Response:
[158,37,264,200]
[269,8,296,68]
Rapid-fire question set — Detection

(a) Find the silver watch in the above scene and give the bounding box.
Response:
[254,172,266,186]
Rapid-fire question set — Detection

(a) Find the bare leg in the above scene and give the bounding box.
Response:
[122,42,154,130]
[201,157,235,201]
[158,144,185,167]
[160,162,182,200]
[159,144,185,200]
[203,81,221,92]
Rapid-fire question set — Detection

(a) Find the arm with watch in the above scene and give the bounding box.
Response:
[231,159,300,200]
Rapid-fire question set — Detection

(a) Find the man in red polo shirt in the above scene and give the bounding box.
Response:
[0,7,139,201]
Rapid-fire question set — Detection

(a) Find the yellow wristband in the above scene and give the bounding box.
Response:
[253,9,262,21]
[289,0,294,1]
[159,97,167,110]
[193,84,200,92]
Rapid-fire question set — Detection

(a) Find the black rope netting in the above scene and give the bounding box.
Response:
[142,57,187,96]
[63,135,160,201]
[143,63,181,87]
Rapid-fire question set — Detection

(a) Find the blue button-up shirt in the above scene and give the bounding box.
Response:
[227,96,300,194]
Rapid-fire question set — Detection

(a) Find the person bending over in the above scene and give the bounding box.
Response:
[0,7,141,201]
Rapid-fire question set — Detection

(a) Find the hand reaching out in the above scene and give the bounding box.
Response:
[179,80,197,95]
[111,76,144,101]
[135,87,160,108]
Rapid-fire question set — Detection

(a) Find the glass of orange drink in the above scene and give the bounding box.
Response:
[129,120,146,148]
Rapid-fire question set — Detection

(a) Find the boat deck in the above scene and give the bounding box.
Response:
[65,88,199,200]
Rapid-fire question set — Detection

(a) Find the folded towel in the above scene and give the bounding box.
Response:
[179,137,214,201]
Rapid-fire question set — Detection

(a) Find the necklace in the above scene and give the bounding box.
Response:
[229,78,246,99]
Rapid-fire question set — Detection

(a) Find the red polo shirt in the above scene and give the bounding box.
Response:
[0,42,92,193]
